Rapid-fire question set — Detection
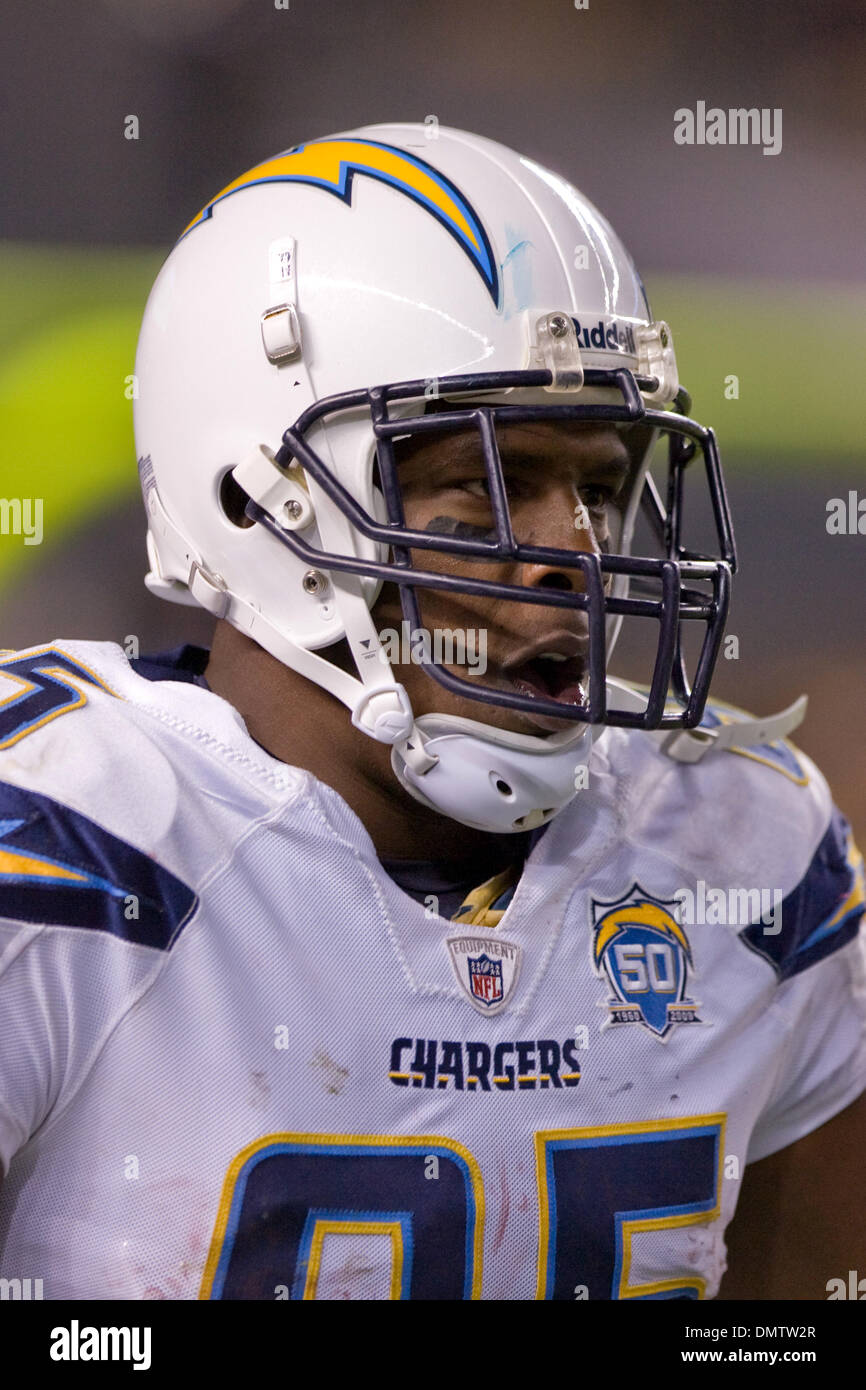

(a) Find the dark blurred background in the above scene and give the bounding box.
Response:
[1,0,864,838]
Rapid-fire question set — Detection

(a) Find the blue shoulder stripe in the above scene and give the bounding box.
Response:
[0,782,198,949]
[740,808,865,980]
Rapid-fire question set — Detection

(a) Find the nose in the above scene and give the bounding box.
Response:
[515,488,600,595]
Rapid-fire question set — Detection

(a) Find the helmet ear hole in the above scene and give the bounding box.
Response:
[219,469,255,529]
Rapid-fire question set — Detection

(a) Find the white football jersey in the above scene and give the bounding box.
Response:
[0,640,864,1301]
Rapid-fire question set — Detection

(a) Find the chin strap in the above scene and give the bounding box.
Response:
[390,712,598,834]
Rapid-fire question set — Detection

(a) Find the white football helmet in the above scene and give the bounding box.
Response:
[133,122,735,833]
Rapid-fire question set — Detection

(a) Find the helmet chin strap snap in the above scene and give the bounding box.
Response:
[349,682,415,744]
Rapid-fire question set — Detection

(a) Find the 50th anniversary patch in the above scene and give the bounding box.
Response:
[591,885,705,1040]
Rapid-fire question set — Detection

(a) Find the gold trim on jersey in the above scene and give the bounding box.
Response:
[534,1113,726,1301]
[200,1130,485,1301]
[301,1217,406,1300]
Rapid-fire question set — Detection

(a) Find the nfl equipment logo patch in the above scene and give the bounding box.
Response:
[468,953,502,1004]
[447,935,520,1015]
[591,885,704,1040]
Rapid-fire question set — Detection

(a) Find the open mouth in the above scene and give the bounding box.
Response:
[501,651,588,708]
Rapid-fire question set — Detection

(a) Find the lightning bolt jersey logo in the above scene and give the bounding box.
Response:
[0,817,128,898]
[0,784,197,947]
[181,137,499,303]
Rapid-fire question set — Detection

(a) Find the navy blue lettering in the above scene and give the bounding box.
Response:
[561,1039,582,1087]
[411,1037,439,1089]
[516,1040,536,1090]
[465,1042,491,1091]
[537,1039,562,1088]
[389,1037,412,1086]
[493,1042,515,1090]
[438,1041,465,1090]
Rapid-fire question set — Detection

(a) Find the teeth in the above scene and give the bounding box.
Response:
[538,652,568,662]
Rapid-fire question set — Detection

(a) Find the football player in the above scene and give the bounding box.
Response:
[1,124,864,1301]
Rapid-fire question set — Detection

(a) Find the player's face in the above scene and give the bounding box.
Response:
[371,419,632,736]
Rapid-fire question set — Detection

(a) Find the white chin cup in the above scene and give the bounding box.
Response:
[390,714,597,834]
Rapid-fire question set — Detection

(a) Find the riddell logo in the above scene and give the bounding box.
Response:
[571,317,637,356]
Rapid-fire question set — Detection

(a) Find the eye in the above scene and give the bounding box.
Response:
[457,476,527,500]
[460,477,493,499]
[579,485,613,511]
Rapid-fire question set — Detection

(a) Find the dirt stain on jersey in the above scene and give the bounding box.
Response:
[311,1049,349,1095]
[248,1069,271,1108]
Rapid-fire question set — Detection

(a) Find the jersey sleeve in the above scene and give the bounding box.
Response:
[744,808,866,1163]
